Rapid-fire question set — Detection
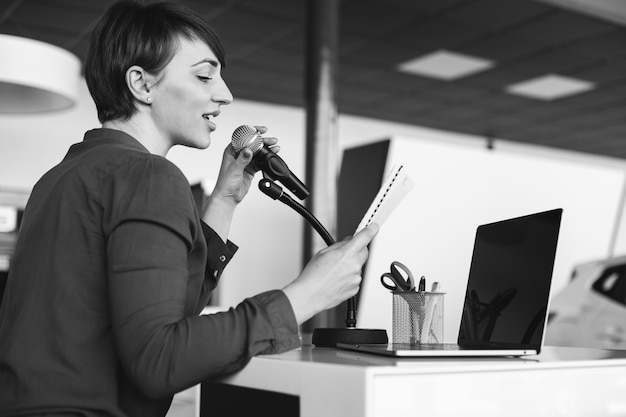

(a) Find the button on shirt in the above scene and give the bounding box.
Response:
[0,128,300,417]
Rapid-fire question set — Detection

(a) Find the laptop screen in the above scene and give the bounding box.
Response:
[458,208,562,349]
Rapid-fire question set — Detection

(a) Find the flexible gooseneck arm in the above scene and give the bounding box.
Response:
[258,178,357,328]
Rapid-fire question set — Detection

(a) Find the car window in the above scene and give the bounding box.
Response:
[591,265,626,306]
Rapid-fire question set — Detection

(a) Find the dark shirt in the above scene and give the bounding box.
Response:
[0,128,300,417]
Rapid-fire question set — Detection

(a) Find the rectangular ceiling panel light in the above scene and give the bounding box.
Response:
[505,74,595,100]
[397,50,494,80]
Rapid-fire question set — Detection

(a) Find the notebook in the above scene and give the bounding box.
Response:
[338,208,563,357]
[354,165,414,234]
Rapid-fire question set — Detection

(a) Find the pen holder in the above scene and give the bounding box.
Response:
[392,291,444,344]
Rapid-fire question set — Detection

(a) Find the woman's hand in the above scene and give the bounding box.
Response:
[212,126,279,205]
[204,126,278,241]
[282,224,379,325]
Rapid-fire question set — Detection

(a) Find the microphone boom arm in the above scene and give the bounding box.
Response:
[258,178,357,328]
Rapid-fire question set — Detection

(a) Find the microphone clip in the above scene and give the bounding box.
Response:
[258,176,284,200]
[255,150,310,200]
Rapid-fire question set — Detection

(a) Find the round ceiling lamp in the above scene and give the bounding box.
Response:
[0,34,81,113]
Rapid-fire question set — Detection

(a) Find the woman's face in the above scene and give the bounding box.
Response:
[149,36,233,150]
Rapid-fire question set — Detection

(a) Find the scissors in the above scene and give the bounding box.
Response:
[380,261,416,292]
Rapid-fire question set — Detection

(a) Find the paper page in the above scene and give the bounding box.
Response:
[354,165,414,234]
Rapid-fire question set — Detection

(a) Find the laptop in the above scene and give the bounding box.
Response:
[338,208,563,357]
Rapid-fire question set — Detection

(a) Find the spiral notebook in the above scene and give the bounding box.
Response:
[354,165,414,234]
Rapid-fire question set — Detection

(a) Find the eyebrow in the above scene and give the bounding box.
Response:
[192,58,219,68]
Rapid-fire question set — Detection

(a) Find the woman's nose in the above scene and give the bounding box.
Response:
[214,78,233,105]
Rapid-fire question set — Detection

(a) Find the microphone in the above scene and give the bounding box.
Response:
[231,125,310,200]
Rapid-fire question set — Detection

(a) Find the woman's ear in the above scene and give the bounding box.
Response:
[125,65,154,105]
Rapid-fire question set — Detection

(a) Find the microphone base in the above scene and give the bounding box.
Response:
[311,327,389,347]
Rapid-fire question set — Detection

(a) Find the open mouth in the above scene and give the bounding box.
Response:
[202,114,217,131]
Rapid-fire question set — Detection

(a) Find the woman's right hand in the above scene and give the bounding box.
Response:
[212,126,278,205]
[282,224,379,325]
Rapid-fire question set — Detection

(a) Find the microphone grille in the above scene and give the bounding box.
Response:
[231,125,264,154]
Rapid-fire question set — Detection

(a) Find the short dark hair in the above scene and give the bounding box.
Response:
[84,0,226,123]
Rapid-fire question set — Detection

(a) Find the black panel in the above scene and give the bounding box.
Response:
[337,140,391,240]
[201,382,299,417]
[330,140,390,327]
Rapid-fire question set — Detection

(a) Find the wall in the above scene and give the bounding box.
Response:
[2,78,626,315]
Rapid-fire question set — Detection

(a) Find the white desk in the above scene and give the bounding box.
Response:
[206,345,626,417]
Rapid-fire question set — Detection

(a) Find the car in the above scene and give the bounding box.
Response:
[546,255,626,350]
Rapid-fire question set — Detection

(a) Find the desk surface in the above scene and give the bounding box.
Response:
[213,345,626,417]
[256,344,626,370]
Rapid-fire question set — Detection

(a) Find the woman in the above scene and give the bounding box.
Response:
[0,1,378,416]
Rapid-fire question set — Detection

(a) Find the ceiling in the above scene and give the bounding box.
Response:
[3,0,626,158]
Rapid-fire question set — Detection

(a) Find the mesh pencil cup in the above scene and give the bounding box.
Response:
[392,291,444,344]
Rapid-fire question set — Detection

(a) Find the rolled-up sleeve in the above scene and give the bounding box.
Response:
[201,221,237,281]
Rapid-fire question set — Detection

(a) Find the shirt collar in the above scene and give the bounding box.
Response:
[83,128,150,153]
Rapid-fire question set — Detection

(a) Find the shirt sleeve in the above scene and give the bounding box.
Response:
[195,222,239,311]
[103,157,301,398]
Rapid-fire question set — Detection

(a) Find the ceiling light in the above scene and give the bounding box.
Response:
[397,50,494,80]
[0,34,81,113]
[505,74,595,101]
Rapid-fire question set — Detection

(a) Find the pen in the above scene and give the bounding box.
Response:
[415,276,426,342]
[420,282,441,343]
